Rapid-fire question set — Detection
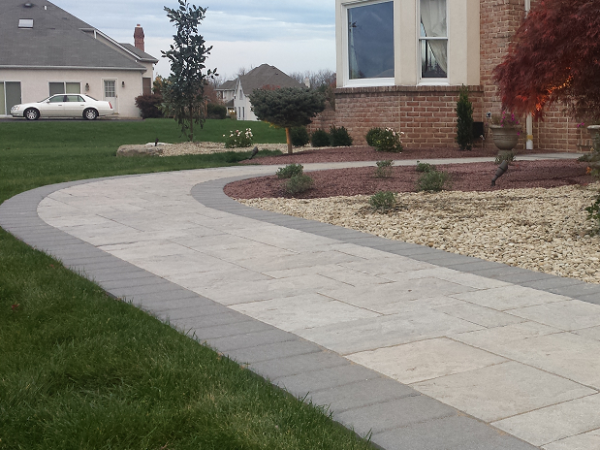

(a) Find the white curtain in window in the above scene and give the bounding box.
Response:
[421,0,447,74]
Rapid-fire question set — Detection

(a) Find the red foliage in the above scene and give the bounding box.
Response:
[493,0,600,121]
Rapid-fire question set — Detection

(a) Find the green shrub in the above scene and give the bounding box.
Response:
[366,127,384,147]
[369,191,397,213]
[374,160,394,178]
[311,129,331,147]
[416,160,436,173]
[225,128,253,148]
[276,163,304,179]
[290,126,310,147]
[329,126,353,147]
[370,127,403,152]
[284,174,315,195]
[416,170,451,192]
[495,151,516,164]
[456,84,474,150]
[207,103,227,119]
[134,94,164,119]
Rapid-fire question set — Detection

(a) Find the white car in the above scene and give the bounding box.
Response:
[11,94,114,120]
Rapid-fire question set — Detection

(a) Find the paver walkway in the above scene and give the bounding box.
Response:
[2,154,600,450]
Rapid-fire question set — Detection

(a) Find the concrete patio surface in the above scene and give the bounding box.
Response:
[1,154,600,450]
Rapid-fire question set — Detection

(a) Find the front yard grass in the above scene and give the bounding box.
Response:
[0,120,374,450]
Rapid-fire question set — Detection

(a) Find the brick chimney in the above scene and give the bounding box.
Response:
[134,24,145,52]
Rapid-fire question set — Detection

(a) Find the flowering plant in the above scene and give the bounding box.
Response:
[224,128,253,148]
[371,127,404,153]
[491,111,520,128]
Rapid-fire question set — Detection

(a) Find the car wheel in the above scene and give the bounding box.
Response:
[25,108,40,120]
[84,109,98,120]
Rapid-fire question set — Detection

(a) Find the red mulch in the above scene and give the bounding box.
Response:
[242,145,558,165]
[225,160,594,199]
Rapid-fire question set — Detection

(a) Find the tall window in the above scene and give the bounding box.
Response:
[420,0,448,79]
[347,1,394,81]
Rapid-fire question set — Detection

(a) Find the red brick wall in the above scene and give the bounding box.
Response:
[310,85,484,148]
[312,0,580,152]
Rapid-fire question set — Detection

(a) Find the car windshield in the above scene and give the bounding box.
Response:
[38,96,53,103]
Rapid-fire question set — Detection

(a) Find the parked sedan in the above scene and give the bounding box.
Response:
[11,94,114,120]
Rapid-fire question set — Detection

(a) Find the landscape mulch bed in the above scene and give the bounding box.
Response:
[243,145,556,165]
[226,159,593,200]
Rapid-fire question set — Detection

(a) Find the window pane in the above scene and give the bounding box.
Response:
[49,95,64,103]
[0,83,5,115]
[104,80,116,97]
[348,1,394,79]
[421,0,447,37]
[421,39,447,78]
[66,82,80,94]
[49,82,64,96]
[66,95,80,102]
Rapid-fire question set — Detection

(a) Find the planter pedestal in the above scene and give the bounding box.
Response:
[588,125,600,152]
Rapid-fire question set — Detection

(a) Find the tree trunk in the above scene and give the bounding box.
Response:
[285,127,293,154]
[189,107,194,142]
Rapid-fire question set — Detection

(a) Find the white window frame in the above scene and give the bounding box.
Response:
[341,0,396,88]
[417,0,449,86]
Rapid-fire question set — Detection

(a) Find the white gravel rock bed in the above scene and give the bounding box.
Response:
[238,183,600,284]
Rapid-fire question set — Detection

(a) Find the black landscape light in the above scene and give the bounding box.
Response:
[492,160,509,186]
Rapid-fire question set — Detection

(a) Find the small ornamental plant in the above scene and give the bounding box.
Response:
[416,170,451,192]
[491,111,520,128]
[374,160,394,178]
[369,190,397,213]
[276,163,304,179]
[224,128,253,148]
[284,174,315,195]
[311,129,331,147]
[416,161,436,173]
[366,127,384,147]
[369,127,404,153]
[329,126,353,147]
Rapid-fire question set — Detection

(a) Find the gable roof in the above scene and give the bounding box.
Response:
[0,0,156,71]
[238,64,303,93]
[216,80,236,91]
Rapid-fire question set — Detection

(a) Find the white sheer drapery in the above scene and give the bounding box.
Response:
[420,0,447,74]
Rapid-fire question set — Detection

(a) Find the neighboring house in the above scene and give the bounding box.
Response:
[0,0,158,118]
[310,0,582,151]
[217,64,303,121]
[216,80,236,116]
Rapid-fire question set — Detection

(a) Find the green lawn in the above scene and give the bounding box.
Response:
[0,120,375,450]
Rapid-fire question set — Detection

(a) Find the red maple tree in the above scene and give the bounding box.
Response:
[493,0,600,121]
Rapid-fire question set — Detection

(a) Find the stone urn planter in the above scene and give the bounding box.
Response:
[588,125,600,152]
[489,124,521,151]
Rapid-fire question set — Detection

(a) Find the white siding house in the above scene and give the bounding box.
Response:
[217,65,303,121]
[0,0,158,118]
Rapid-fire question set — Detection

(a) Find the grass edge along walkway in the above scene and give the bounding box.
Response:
[0,120,376,450]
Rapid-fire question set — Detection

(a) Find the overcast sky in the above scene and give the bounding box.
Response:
[50,0,336,81]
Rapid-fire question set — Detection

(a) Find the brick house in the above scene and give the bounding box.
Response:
[311,0,588,151]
